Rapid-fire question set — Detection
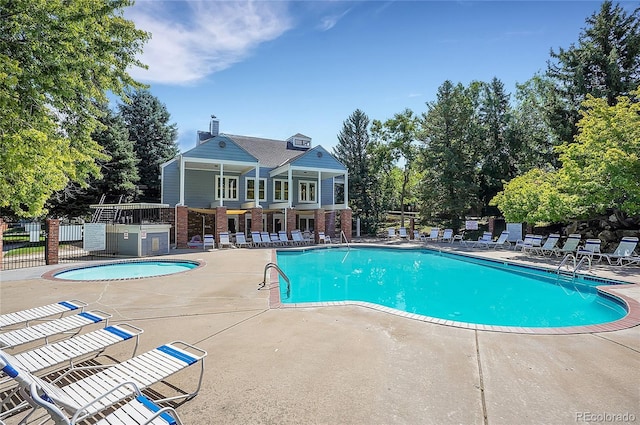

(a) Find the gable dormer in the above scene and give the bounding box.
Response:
[286,133,311,150]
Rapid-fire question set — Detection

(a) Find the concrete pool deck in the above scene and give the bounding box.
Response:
[1,242,639,424]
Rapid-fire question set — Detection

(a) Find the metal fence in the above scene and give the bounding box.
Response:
[1,221,47,270]
[1,206,175,270]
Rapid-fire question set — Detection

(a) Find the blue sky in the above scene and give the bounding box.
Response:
[124,1,638,153]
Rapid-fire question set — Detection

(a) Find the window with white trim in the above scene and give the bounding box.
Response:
[273,179,289,202]
[215,176,238,200]
[245,178,266,201]
[298,180,316,203]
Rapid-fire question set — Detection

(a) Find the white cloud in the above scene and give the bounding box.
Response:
[126,0,293,85]
[318,8,351,31]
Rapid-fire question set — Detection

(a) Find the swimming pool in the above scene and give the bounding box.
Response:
[275,247,628,329]
[51,260,200,281]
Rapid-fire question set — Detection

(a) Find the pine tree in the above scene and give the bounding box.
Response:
[333,109,379,234]
[546,1,640,143]
[119,90,179,202]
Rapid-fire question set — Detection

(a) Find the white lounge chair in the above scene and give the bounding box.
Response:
[235,232,250,248]
[602,237,639,266]
[0,300,87,331]
[556,234,582,256]
[203,234,215,249]
[0,341,204,424]
[291,230,306,246]
[387,228,396,239]
[270,233,283,246]
[398,227,408,240]
[483,231,510,249]
[0,310,111,350]
[440,229,454,243]
[513,234,534,251]
[576,239,603,262]
[470,232,493,248]
[521,235,544,254]
[260,232,274,247]
[278,231,293,246]
[426,228,440,242]
[318,232,331,244]
[218,232,233,249]
[536,234,561,256]
[0,324,143,418]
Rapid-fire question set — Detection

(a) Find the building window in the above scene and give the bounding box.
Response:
[273,179,289,202]
[245,178,266,201]
[334,182,345,204]
[299,181,316,203]
[215,176,238,200]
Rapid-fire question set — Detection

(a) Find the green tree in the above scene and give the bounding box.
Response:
[371,109,421,227]
[0,0,149,217]
[47,104,141,218]
[333,109,380,234]
[491,91,640,223]
[547,1,640,144]
[477,77,515,212]
[119,90,179,202]
[556,91,640,218]
[420,81,482,230]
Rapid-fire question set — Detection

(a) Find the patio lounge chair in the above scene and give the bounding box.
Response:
[261,232,274,247]
[218,232,233,249]
[235,232,251,248]
[0,300,87,331]
[480,231,510,249]
[270,233,283,246]
[318,232,331,244]
[469,232,492,248]
[426,228,440,242]
[0,324,143,417]
[203,234,215,249]
[521,235,544,254]
[440,229,454,243]
[0,310,111,350]
[291,230,307,246]
[536,234,561,256]
[601,237,639,266]
[387,228,396,239]
[0,340,205,424]
[398,227,408,240]
[278,231,293,246]
[556,234,582,256]
[250,231,263,247]
[513,234,534,251]
[576,239,603,262]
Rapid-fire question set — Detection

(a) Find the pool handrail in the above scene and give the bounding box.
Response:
[260,262,291,299]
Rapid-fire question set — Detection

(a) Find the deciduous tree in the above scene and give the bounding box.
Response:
[0,0,148,217]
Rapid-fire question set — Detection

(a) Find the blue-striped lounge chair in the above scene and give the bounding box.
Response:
[0,310,111,350]
[0,300,87,331]
[601,237,639,266]
[0,341,206,424]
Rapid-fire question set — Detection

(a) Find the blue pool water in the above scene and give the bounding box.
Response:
[276,248,627,328]
[54,260,199,281]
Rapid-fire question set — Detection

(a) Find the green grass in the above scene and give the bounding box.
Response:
[4,245,45,257]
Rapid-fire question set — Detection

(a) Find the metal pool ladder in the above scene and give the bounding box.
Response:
[260,262,291,298]
[556,253,592,276]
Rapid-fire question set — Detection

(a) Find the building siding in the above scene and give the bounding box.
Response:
[162,160,180,206]
[183,136,258,163]
[290,146,346,170]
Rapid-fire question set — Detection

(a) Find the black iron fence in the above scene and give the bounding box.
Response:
[1,221,46,270]
[1,206,175,270]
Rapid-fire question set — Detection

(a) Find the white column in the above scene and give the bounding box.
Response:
[287,167,293,208]
[344,172,349,209]
[219,163,224,207]
[254,163,260,207]
[317,171,322,209]
[179,155,185,206]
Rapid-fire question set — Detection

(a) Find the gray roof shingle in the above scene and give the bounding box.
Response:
[224,134,305,168]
